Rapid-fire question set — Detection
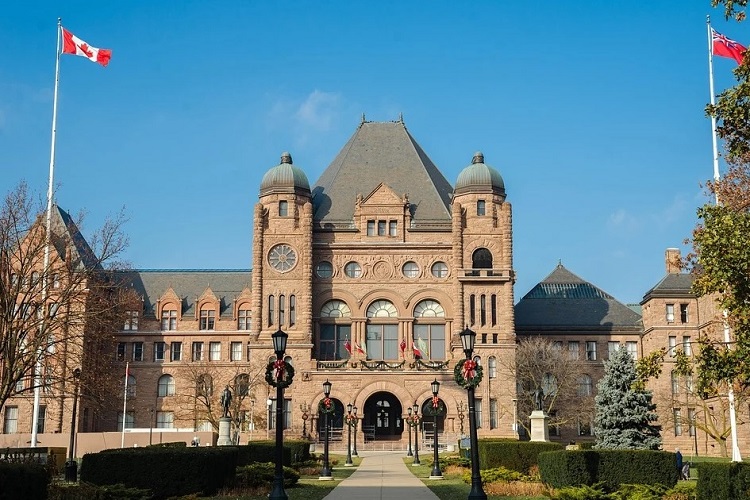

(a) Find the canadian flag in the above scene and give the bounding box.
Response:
[62,27,112,67]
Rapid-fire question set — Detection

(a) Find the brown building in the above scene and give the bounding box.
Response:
[3,120,748,458]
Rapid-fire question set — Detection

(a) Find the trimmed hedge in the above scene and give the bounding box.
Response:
[234,462,300,488]
[697,462,750,500]
[477,439,564,473]
[235,440,310,466]
[48,482,153,500]
[0,462,49,500]
[80,447,237,499]
[538,449,679,490]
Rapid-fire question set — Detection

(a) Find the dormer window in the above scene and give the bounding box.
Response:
[477,200,486,216]
[279,200,288,217]
[161,309,177,331]
[124,311,139,331]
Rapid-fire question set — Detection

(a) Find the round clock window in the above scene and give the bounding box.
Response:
[268,244,297,272]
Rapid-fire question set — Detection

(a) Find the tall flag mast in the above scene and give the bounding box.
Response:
[705,15,745,463]
[31,18,111,448]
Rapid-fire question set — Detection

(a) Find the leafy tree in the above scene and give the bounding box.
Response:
[0,182,129,420]
[594,346,661,450]
[507,337,593,435]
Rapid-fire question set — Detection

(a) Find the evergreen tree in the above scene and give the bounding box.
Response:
[594,346,662,450]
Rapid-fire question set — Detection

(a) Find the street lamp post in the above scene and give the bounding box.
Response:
[269,329,289,500]
[406,407,413,457]
[320,379,333,479]
[430,379,442,478]
[460,327,487,500]
[345,403,353,466]
[65,368,81,482]
[412,402,421,466]
[352,406,358,456]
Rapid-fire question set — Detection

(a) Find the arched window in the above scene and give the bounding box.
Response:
[319,300,351,361]
[235,373,249,397]
[284,355,293,367]
[413,300,445,360]
[268,296,275,327]
[366,300,398,360]
[158,374,175,397]
[279,295,286,325]
[196,374,213,398]
[472,248,493,269]
[488,356,497,379]
[289,295,296,326]
[578,374,593,397]
[542,373,558,396]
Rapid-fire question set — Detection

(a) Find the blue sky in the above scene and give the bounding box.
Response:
[0,1,744,305]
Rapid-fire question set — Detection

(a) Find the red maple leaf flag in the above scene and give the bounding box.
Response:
[712,28,746,65]
[344,339,352,355]
[62,27,112,66]
[399,338,406,355]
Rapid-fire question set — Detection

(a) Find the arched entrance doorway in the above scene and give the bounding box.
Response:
[420,398,446,443]
[317,398,344,443]
[363,392,404,441]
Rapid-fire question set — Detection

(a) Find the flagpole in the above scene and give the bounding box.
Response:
[31,18,64,449]
[707,15,722,196]
[707,15,742,463]
[121,362,129,447]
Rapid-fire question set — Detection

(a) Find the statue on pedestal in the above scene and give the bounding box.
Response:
[220,386,233,418]
[533,386,544,412]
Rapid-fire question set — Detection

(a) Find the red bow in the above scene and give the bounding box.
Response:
[324,397,332,408]
[462,359,477,380]
[273,359,286,380]
[432,395,440,408]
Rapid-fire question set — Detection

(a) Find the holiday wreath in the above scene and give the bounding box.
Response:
[318,397,335,415]
[265,358,295,389]
[453,358,483,389]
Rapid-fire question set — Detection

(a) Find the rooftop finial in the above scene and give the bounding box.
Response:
[361,113,366,124]
[280,152,292,164]
[398,112,403,123]
[472,151,484,164]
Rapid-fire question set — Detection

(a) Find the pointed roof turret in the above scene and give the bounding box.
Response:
[311,120,453,224]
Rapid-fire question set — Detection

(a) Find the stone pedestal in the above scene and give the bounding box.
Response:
[529,410,550,442]
[217,417,232,446]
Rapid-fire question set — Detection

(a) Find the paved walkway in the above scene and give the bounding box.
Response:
[322,451,440,500]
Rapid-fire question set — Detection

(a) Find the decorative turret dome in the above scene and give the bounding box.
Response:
[454,152,506,199]
[259,152,311,196]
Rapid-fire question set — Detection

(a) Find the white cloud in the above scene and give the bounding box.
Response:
[607,208,639,232]
[294,90,340,133]
[267,90,344,149]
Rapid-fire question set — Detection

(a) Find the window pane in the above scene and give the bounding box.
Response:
[366,325,383,359]
[383,324,398,360]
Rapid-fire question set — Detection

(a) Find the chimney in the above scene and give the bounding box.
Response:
[665,248,681,274]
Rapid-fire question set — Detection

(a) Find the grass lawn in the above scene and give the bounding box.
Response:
[205,454,361,500]
[404,456,550,500]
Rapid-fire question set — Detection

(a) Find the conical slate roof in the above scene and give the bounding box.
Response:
[515,263,642,330]
[311,120,454,224]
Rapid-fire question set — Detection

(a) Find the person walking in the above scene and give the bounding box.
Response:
[675,448,683,480]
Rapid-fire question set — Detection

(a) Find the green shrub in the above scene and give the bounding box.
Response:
[697,462,750,500]
[610,483,667,500]
[233,462,299,488]
[80,447,237,499]
[578,442,596,450]
[539,450,678,490]
[664,481,697,500]
[441,455,470,468]
[285,439,312,463]
[552,483,610,500]
[461,466,526,484]
[145,441,186,448]
[48,482,153,500]
[477,439,563,473]
[0,462,49,500]
[234,440,306,466]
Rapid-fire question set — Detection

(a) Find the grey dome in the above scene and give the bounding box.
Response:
[454,152,506,199]
[259,152,311,196]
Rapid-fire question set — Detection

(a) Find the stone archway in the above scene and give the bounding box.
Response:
[316,398,345,440]
[363,391,404,441]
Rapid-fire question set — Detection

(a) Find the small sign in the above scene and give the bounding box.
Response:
[460,438,471,449]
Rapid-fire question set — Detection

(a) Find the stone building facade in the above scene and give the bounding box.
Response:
[3,120,749,458]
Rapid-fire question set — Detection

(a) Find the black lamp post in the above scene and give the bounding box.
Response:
[320,379,333,478]
[406,407,414,457]
[430,379,442,478]
[412,402,421,465]
[460,327,487,500]
[65,368,81,482]
[269,329,289,500]
[352,406,358,456]
[345,403,353,466]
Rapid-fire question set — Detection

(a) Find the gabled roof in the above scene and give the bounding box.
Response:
[117,269,252,318]
[640,273,694,303]
[515,263,642,331]
[311,120,453,225]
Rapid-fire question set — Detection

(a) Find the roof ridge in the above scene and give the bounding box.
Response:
[403,127,452,218]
